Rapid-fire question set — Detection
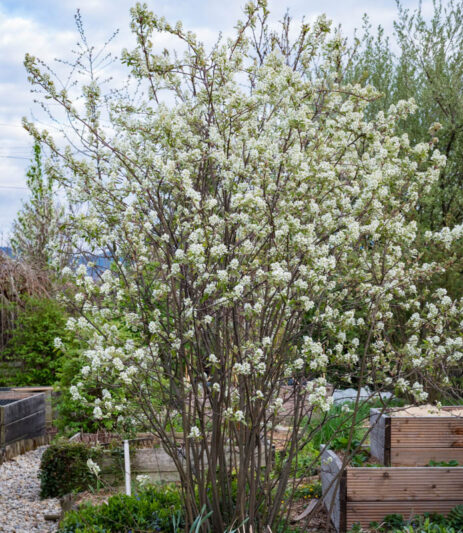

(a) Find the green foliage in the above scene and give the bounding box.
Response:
[306,401,376,452]
[1,296,68,386]
[292,480,322,500]
[290,441,319,477]
[447,505,463,528]
[427,459,460,467]
[58,485,184,533]
[39,440,101,498]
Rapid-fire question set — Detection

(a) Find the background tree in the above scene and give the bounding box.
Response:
[10,142,69,270]
[346,0,463,297]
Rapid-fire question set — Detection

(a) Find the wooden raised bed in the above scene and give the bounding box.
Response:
[370,406,463,466]
[0,391,47,462]
[320,448,463,532]
[70,433,181,485]
[71,431,274,486]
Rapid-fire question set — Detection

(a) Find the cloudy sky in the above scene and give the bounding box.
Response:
[0,0,432,241]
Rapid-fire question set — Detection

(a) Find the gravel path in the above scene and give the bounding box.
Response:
[0,447,60,533]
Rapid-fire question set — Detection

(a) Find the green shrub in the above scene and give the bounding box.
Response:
[58,485,184,532]
[1,296,68,386]
[39,440,101,498]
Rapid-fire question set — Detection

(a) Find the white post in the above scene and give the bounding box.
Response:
[124,439,131,496]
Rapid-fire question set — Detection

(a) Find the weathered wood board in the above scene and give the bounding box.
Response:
[347,467,463,501]
[390,447,463,466]
[0,392,46,447]
[370,407,463,466]
[71,434,184,485]
[11,387,57,428]
[370,410,389,465]
[320,447,345,533]
[0,434,50,464]
[72,431,273,487]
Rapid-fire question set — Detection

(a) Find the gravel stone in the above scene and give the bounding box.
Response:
[0,446,60,533]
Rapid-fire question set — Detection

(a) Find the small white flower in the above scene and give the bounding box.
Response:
[188,426,201,439]
[70,385,81,401]
[87,458,100,477]
[54,337,64,349]
[136,474,151,488]
[208,354,219,365]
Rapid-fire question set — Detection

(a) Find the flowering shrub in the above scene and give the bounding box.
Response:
[24,1,463,529]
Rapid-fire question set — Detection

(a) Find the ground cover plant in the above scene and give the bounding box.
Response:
[58,485,184,533]
[21,0,463,530]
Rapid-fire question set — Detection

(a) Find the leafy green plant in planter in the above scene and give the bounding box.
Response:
[58,484,184,533]
[349,505,463,532]
[427,459,460,467]
[39,440,102,498]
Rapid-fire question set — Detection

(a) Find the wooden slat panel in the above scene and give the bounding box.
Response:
[131,448,180,472]
[12,388,54,427]
[4,410,46,444]
[2,394,45,425]
[391,447,463,466]
[347,468,463,501]
[390,419,463,447]
[346,501,463,529]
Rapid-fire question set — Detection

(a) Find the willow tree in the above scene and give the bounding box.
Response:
[24,2,463,530]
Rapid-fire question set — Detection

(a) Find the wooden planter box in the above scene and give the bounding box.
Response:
[0,391,47,462]
[370,407,463,466]
[320,448,463,532]
[10,387,59,429]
